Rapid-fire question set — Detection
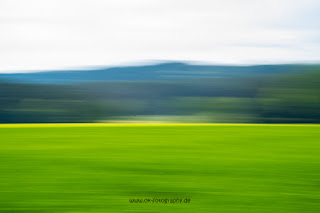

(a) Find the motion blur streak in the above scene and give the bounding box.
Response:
[0,63,320,124]
[0,123,320,128]
[0,125,319,212]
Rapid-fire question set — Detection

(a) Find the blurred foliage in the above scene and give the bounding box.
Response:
[0,82,105,123]
[0,68,319,123]
[257,70,320,123]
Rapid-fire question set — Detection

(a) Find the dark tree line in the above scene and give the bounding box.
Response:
[0,68,319,123]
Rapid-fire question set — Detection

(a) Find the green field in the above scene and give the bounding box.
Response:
[0,124,320,212]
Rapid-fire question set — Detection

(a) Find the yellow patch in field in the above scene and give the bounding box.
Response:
[0,123,319,128]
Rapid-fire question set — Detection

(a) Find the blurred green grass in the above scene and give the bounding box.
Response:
[0,125,320,212]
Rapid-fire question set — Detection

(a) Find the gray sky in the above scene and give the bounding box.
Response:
[0,0,320,72]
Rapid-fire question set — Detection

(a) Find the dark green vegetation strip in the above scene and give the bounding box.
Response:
[0,126,319,212]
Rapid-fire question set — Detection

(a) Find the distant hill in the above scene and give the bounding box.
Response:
[0,62,319,84]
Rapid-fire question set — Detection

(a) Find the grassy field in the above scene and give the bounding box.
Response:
[0,124,319,212]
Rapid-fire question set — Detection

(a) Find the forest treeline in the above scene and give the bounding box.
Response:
[0,68,319,123]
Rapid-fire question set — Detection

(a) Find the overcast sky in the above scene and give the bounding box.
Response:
[0,0,320,72]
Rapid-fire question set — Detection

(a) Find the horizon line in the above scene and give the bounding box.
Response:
[1,59,320,74]
[0,123,320,128]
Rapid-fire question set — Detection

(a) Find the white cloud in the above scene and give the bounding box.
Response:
[0,0,319,72]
